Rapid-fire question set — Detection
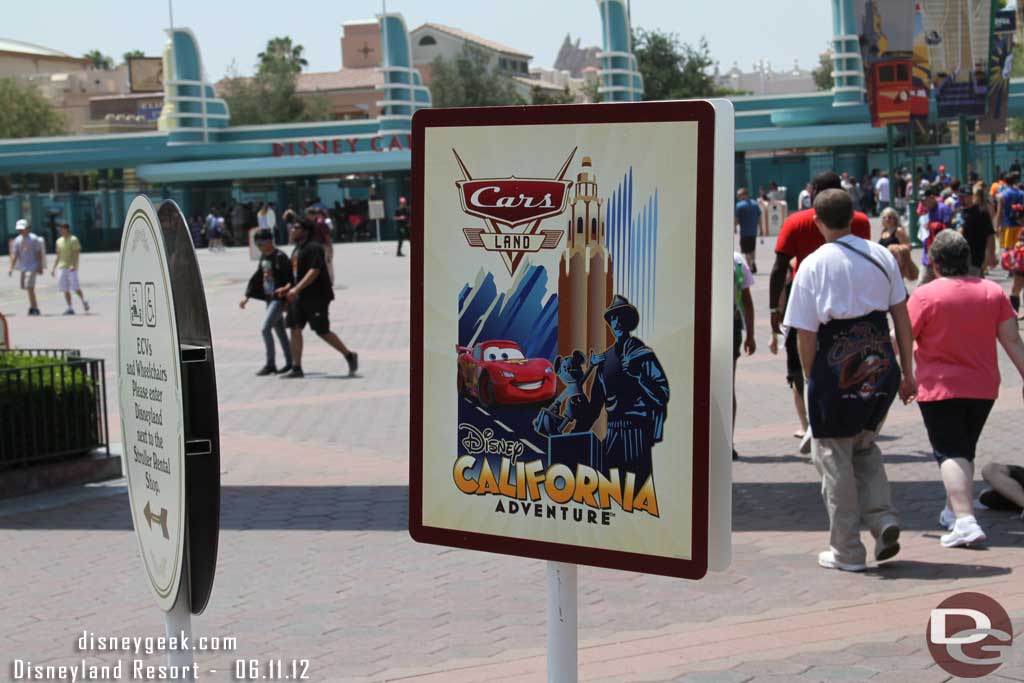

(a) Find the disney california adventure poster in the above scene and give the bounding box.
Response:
[410,102,734,579]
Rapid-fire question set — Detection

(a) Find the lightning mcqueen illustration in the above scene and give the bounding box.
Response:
[456,340,556,407]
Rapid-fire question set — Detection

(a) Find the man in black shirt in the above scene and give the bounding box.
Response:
[279,219,358,378]
[393,196,410,257]
[959,185,996,276]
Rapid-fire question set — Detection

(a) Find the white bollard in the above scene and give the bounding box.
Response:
[546,561,578,683]
[163,596,194,681]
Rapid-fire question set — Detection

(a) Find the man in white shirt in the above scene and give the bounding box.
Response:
[8,219,46,316]
[784,190,916,572]
[797,183,812,210]
[874,171,891,214]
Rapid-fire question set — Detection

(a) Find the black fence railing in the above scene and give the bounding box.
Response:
[0,350,110,471]
[6,348,81,360]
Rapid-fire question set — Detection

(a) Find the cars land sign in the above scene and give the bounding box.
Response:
[117,197,187,611]
[410,101,735,580]
[454,148,573,275]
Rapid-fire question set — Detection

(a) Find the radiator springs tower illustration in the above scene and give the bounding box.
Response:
[557,156,614,438]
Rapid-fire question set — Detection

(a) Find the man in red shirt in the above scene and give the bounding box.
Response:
[768,171,872,447]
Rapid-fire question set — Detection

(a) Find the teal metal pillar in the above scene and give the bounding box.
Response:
[958,114,969,183]
[381,173,400,241]
[98,170,111,231]
[26,176,43,241]
[112,169,125,231]
[989,135,996,184]
[886,125,895,184]
[909,130,921,247]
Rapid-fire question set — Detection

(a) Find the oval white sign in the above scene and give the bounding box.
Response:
[116,196,185,612]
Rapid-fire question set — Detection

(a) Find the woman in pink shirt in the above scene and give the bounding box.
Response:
[909,231,1024,548]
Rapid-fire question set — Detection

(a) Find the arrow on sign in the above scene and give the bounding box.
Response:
[143,501,169,539]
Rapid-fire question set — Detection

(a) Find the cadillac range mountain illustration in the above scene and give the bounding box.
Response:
[458,263,558,363]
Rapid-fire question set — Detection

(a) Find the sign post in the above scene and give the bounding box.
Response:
[369,199,386,254]
[409,101,734,679]
[116,196,220,679]
[547,561,577,681]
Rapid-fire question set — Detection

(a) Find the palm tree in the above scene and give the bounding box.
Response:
[122,49,146,64]
[84,49,114,70]
[257,37,308,74]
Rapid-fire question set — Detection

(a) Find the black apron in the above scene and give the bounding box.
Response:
[806,241,902,439]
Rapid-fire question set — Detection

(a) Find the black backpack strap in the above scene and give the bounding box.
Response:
[834,239,890,284]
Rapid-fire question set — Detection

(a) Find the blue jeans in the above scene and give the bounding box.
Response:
[262,300,291,368]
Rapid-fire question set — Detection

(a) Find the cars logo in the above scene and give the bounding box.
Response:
[453,148,576,275]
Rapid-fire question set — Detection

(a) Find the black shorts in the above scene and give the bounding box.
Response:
[286,298,331,335]
[739,235,756,254]
[733,315,743,361]
[785,328,804,394]
[918,398,995,463]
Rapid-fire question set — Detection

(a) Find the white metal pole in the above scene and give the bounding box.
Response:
[374,218,384,254]
[546,561,577,683]
[164,596,194,680]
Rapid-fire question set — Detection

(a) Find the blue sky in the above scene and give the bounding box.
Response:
[5,1,832,79]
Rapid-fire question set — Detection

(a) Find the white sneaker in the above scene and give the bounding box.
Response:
[941,516,987,548]
[799,431,812,455]
[939,506,956,530]
[817,550,866,572]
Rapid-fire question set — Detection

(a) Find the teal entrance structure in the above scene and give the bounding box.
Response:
[0,13,429,251]
[5,0,1024,251]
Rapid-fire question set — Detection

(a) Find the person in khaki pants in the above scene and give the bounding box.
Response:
[784,190,917,572]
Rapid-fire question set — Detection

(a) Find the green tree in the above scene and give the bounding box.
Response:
[631,29,735,100]
[812,51,834,91]
[530,85,575,105]
[122,49,146,63]
[428,43,524,108]
[258,37,308,75]
[221,36,327,126]
[0,78,67,138]
[84,49,114,70]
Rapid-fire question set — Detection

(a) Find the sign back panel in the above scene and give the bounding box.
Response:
[410,101,733,580]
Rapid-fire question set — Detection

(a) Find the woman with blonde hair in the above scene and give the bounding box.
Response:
[879,207,918,281]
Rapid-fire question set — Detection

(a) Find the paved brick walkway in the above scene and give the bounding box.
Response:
[2,231,1024,682]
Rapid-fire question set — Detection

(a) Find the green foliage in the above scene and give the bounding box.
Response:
[0,354,95,398]
[221,37,326,126]
[0,353,100,460]
[84,49,114,70]
[122,49,146,63]
[428,43,524,108]
[530,85,575,105]
[631,29,736,100]
[812,51,834,91]
[0,78,67,139]
[258,37,309,75]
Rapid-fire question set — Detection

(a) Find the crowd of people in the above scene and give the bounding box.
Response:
[189,195,409,255]
[734,169,1024,572]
